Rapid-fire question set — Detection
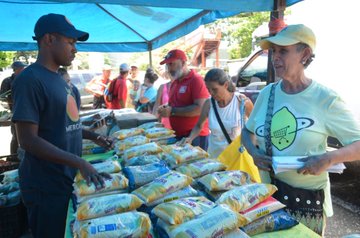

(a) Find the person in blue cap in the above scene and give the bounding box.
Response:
[0,61,27,155]
[11,13,112,238]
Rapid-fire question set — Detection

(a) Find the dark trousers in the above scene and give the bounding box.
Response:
[176,135,209,151]
[10,122,18,155]
[21,189,70,238]
[93,95,105,109]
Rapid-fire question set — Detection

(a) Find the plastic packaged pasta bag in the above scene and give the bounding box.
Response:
[175,159,226,178]
[144,127,175,139]
[75,190,128,204]
[123,161,171,190]
[115,135,150,154]
[112,127,144,140]
[168,204,248,238]
[223,228,250,238]
[197,170,251,192]
[147,185,198,207]
[161,144,209,165]
[241,209,299,236]
[0,182,19,194]
[123,142,163,161]
[124,154,161,167]
[202,188,227,202]
[152,196,216,225]
[138,121,163,130]
[1,169,19,184]
[240,196,285,223]
[216,183,278,213]
[73,173,128,198]
[74,160,122,182]
[76,193,144,221]
[73,211,151,238]
[131,171,193,204]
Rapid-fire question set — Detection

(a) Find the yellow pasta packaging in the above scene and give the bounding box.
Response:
[168,204,248,238]
[216,183,278,213]
[144,127,175,139]
[112,128,144,140]
[161,144,209,165]
[123,142,163,161]
[137,121,163,130]
[76,193,144,221]
[115,135,150,153]
[175,159,226,178]
[131,171,193,204]
[73,173,128,197]
[153,196,215,225]
[197,170,251,192]
[146,185,198,207]
[74,160,122,182]
[73,211,151,238]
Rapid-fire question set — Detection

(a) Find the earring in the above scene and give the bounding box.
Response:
[302,60,307,65]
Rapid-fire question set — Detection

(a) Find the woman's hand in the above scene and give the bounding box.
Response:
[251,149,273,171]
[297,154,332,175]
[79,160,112,188]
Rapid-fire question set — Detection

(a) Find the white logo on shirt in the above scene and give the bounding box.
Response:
[179,86,187,93]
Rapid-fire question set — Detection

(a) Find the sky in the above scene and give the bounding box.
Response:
[287,0,360,119]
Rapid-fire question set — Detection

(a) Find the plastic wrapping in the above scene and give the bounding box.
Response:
[73,211,151,238]
[216,183,278,213]
[123,161,170,190]
[74,160,121,182]
[131,171,193,205]
[175,159,226,179]
[152,196,215,225]
[73,173,128,198]
[197,170,251,192]
[76,193,143,221]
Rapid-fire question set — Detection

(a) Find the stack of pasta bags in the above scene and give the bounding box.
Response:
[71,159,154,238]
[192,170,299,236]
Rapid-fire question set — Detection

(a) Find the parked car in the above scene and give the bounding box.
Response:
[68,70,102,108]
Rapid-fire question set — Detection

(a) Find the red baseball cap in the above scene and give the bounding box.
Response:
[160,49,187,65]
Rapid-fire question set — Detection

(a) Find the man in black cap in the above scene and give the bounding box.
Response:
[1,61,27,154]
[11,13,111,238]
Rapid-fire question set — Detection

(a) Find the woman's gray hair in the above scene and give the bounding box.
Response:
[296,43,315,68]
[204,68,235,92]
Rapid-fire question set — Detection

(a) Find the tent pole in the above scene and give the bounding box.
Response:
[267,0,286,84]
[148,43,153,68]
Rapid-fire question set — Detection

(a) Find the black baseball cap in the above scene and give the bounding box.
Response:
[32,13,89,41]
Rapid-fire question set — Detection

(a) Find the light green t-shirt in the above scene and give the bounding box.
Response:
[246,80,360,216]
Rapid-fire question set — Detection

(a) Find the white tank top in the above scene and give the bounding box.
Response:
[208,93,243,159]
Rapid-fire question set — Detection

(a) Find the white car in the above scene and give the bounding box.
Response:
[68,70,102,108]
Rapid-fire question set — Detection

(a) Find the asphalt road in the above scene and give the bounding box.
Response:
[326,162,360,237]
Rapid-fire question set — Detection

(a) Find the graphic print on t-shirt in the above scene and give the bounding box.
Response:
[255,107,314,151]
[65,87,79,122]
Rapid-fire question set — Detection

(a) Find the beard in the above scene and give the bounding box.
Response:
[169,68,183,80]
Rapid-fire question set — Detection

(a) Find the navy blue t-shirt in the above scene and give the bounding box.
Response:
[12,63,82,195]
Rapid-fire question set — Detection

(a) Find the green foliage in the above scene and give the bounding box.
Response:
[206,12,270,59]
[0,52,15,69]
[14,51,37,63]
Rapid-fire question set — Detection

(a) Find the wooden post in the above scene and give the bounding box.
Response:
[201,41,206,68]
[267,0,286,84]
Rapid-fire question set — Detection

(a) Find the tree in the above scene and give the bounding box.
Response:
[207,12,270,59]
[0,52,15,69]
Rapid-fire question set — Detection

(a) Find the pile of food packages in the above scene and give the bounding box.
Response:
[0,167,20,207]
[71,121,299,238]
